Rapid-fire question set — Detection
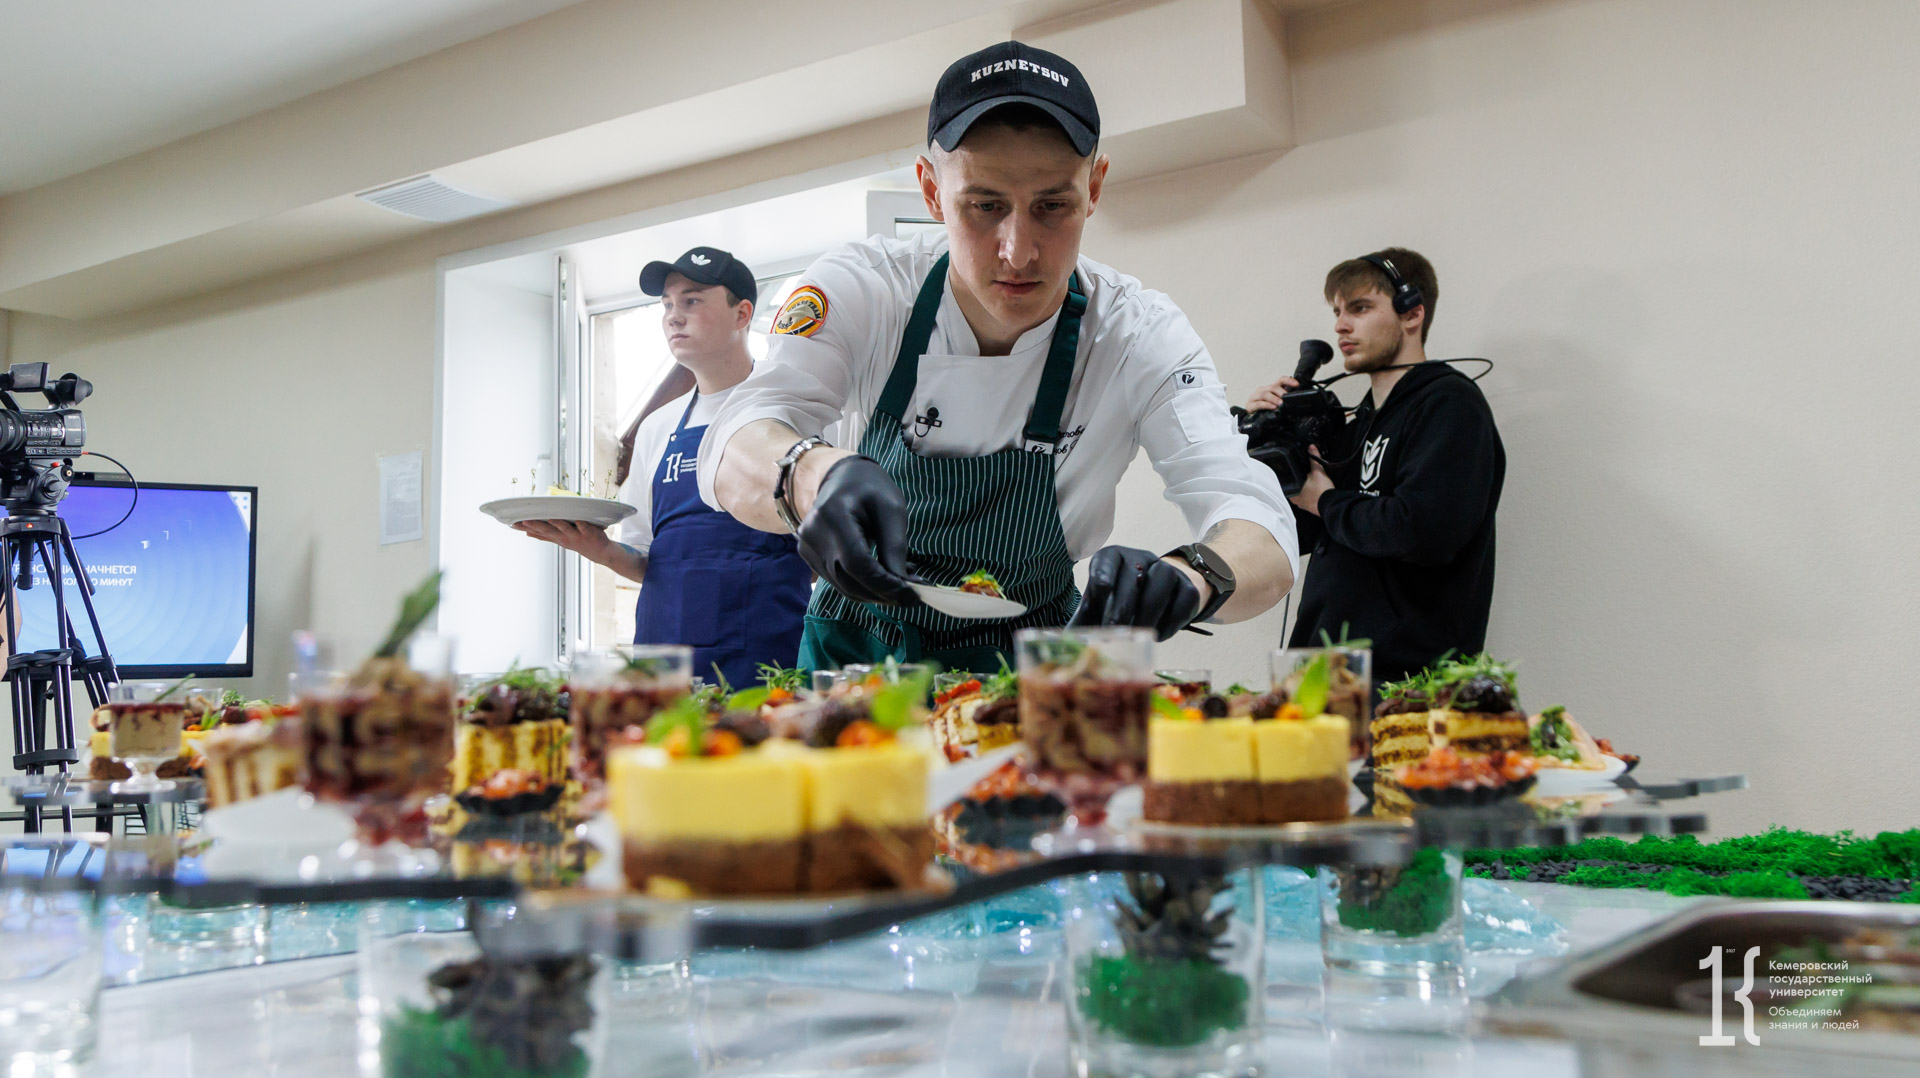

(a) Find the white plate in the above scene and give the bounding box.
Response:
[481,495,636,528]
[1531,753,1628,795]
[911,582,1028,620]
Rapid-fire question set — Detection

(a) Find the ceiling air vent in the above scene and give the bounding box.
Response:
[355,174,516,222]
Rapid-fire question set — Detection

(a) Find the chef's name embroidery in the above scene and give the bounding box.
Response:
[971,59,1070,87]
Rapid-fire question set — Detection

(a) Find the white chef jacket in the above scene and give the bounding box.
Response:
[614,384,733,556]
[695,231,1297,572]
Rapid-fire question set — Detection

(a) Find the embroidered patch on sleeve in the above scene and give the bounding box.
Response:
[772,286,829,337]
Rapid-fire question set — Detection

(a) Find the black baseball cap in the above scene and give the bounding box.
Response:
[638,246,757,306]
[928,41,1099,157]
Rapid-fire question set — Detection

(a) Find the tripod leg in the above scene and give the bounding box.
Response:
[57,531,117,707]
[33,541,78,832]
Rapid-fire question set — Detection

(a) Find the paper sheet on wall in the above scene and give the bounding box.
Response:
[378,451,424,545]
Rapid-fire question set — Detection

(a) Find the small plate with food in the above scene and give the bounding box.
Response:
[911,570,1027,620]
[481,493,636,528]
[1527,706,1630,793]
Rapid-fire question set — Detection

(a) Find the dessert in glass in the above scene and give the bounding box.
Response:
[1272,645,1372,761]
[296,615,458,849]
[101,681,190,792]
[1017,627,1155,826]
[567,646,693,791]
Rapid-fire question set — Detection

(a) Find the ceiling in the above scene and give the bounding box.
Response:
[0,0,587,194]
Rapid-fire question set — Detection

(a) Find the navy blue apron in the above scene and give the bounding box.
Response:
[636,390,811,688]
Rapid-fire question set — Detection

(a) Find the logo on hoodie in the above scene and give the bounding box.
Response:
[1360,435,1390,491]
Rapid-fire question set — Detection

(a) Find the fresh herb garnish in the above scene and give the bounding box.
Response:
[154,673,198,703]
[1292,653,1331,718]
[1317,622,1374,650]
[1150,692,1186,720]
[645,696,709,756]
[868,666,934,731]
[756,664,807,693]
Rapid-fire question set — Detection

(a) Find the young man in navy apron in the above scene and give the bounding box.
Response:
[516,247,811,687]
[697,42,1299,673]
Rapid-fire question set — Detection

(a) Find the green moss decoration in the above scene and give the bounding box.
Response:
[1469,828,1920,878]
[1336,847,1456,936]
[381,1008,588,1078]
[1079,955,1249,1047]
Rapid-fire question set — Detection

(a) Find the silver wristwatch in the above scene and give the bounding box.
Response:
[773,436,830,533]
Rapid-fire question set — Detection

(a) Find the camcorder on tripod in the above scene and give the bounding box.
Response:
[0,362,120,832]
[1232,340,1349,495]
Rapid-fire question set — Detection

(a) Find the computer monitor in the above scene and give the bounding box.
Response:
[6,478,258,679]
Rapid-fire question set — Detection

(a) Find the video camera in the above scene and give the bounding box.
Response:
[1233,341,1347,495]
[0,362,91,516]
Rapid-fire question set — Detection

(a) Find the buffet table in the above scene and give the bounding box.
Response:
[76,883,1692,1078]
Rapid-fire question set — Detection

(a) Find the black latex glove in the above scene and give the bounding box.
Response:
[1068,545,1204,642]
[795,455,923,606]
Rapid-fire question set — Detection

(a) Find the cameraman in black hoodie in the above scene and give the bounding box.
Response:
[1246,249,1504,691]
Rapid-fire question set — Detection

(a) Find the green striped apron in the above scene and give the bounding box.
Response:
[796,253,1083,674]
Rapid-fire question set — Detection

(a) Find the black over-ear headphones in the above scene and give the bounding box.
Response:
[1359,254,1425,316]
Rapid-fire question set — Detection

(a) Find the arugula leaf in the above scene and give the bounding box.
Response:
[728,686,772,712]
[1292,653,1332,718]
[374,571,443,658]
[869,666,933,731]
[981,657,1019,701]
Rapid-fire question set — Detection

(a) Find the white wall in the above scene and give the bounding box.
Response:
[1101,0,1920,838]
[438,270,558,674]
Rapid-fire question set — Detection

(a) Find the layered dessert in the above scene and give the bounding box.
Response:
[567,649,692,785]
[1017,629,1155,810]
[1144,703,1349,825]
[88,711,198,781]
[610,689,932,897]
[930,665,1019,762]
[1369,654,1528,816]
[303,654,457,802]
[452,667,570,806]
[106,699,186,761]
[201,718,304,808]
[298,575,456,841]
[1276,647,1370,759]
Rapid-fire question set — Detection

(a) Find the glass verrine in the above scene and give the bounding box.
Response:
[1017,627,1154,825]
[1318,847,1468,1031]
[295,632,459,846]
[359,901,610,1078]
[0,888,102,1067]
[1152,668,1213,707]
[567,646,692,789]
[1063,869,1263,1078]
[103,680,189,792]
[1272,645,1372,760]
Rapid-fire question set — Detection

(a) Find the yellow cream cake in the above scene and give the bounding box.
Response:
[1144,711,1348,825]
[610,735,931,896]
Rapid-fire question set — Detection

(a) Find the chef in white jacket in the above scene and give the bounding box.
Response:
[699,41,1296,673]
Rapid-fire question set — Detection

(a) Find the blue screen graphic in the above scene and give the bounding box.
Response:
[8,485,253,671]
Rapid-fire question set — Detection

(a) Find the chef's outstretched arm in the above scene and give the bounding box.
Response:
[1071,521,1292,641]
[714,418,922,606]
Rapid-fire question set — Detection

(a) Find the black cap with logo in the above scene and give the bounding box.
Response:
[638,246,757,307]
[928,41,1099,157]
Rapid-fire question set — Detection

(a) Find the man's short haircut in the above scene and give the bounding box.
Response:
[1324,248,1439,343]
